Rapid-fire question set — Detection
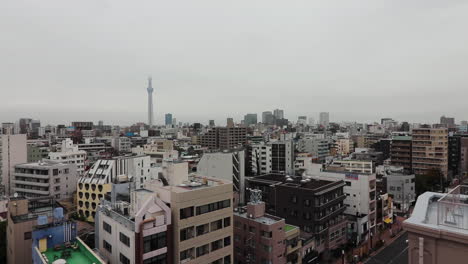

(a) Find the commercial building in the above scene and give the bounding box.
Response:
[319,112,329,128]
[49,138,87,175]
[165,113,173,126]
[0,134,27,195]
[244,113,258,126]
[111,136,132,154]
[404,185,468,264]
[234,194,302,263]
[382,167,415,214]
[146,173,233,263]
[297,135,329,162]
[200,127,247,150]
[197,149,246,205]
[262,111,274,125]
[7,197,66,264]
[13,160,78,200]
[440,115,455,128]
[390,136,412,173]
[411,128,448,178]
[95,189,171,264]
[273,109,284,120]
[246,174,347,253]
[269,140,295,175]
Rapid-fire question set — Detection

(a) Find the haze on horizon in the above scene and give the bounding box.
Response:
[1,0,468,126]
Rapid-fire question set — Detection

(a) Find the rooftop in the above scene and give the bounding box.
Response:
[234,208,283,225]
[16,160,67,168]
[404,185,468,236]
[168,175,231,193]
[248,174,343,192]
[40,238,103,264]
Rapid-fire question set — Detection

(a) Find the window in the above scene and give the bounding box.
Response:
[53,169,59,176]
[180,248,194,261]
[103,221,112,234]
[211,219,223,232]
[304,199,311,207]
[261,230,272,238]
[224,236,231,247]
[180,206,194,219]
[180,226,195,241]
[196,199,231,216]
[196,223,209,236]
[143,232,166,253]
[224,217,231,227]
[143,253,167,264]
[120,232,130,247]
[211,239,223,251]
[120,253,130,264]
[249,226,256,233]
[24,231,32,240]
[196,244,209,257]
[224,255,231,264]
[103,240,112,253]
[345,181,351,186]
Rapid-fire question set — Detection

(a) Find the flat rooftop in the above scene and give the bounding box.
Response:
[248,174,342,191]
[405,185,468,236]
[41,239,103,264]
[168,175,231,193]
[235,210,283,226]
[16,160,66,168]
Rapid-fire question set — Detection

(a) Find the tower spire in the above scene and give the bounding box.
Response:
[147,76,154,127]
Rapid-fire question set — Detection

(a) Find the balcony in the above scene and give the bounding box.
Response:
[13,187,49,195]
[13,180,49,187]
[317,194,346,209]
[13,172,49,179]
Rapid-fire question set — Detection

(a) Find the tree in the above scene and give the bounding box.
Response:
[416,168,444,196]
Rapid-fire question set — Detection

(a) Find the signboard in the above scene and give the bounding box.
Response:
[345,173,359,180]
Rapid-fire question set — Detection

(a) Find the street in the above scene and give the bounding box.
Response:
[365,232,408,264]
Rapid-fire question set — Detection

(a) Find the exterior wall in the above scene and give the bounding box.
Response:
[7,216,34,264]
[197,150,246,204]
[386,174,415,213]
[0,134,27,195]
[77,182,111,221]
[412,128,448,178]
[269,141,295,175]
[460,138,468,174]
[27,145,50,162]
[390,138,412,172]
[49,139,87,175]
[97,212,136,264]
[167,183,234,263]
[234,214,286,263]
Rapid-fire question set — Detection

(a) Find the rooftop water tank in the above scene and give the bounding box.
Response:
[37,215,48,226]
[54,207,64,220]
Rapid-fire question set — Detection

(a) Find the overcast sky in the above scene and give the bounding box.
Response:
[1,0,468,126]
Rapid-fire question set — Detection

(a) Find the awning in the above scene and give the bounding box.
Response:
[384,218,393,224]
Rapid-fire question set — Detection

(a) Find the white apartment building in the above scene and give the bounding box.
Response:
[308,164,377,244]
[49,138,87,175]
[111,136,132,153]
[0,134,27,195]
[197,149,246,205]
[250,143,272,175]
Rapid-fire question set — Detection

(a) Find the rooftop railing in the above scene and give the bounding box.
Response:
[437,185,468,230]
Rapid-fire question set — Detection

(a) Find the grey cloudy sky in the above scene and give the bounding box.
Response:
[1,0,468,126]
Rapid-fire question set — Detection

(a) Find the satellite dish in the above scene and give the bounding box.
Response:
[13,193,18,198]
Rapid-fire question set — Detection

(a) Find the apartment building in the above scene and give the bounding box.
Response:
[111,136,132,153]
[390,136,412,172]
[0,134,27,195]
[411,127,448,178]
[404,186,468,263]
[134,138,178,164]
[77,155,154,221]
[147,174,233,263]
[95,189,171,264]
[246,174,347,253]
[247,143,272,176]
[296,135,329,162]
[336,138,354,156]
[49,138,87,175]
[197,149,246,205]
[200,127,247,150]
[308,164,377,245]
[27,143,50,162]
[13,160,77,199]
[234,198,302,264]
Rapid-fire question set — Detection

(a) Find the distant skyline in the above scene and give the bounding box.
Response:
[2,1,468,125]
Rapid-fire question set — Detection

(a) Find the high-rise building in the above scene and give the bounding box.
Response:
[200,127,247,150]
[13,160,78,199]
[262,111,274,125]
[243,113,257,126]
[209,120,215,127]
[226,117,234,128]
[440,115,455,128]
[146,173,234,263]
[269,140,295,175]
[0,134,27,195]
[319,112,330,127]
[165,113,173,126]
[273,109,284,119]
[390,136,413,172]
[412,127,448,178]
[19,118,32,134]
[147,77,154,127]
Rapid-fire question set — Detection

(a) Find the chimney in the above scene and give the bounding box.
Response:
[246,201,265,218]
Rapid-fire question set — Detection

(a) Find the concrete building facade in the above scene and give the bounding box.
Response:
[0,134,27,195]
